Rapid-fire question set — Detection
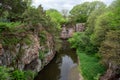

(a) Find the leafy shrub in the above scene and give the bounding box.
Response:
[12,70,26,80]
[0,66,12,80]
[0,22,22,29]
[99,30,120,67]
[0,66,35,80]
[12,70,35,80]
[68,32,93,53]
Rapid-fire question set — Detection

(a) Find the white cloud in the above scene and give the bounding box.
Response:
[32,0,113,11]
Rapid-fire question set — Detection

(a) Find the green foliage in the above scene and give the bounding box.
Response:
[46,9,66,29]
[77,49,106,80]
[2,36,21,46]
[99,30,120,67]
[68,32,96,53]
[39,50,45,60]
[22,6,61,50]
[22,6,45,25]
[0,22,23,46]
[0,1,62,80]
[69,0,120,79]
[45,9,62,51]
[109,0,120,28]
[70,2,90,23]
[24,70,36,80]
[22,5,57,31]
[90,12,113,47]
[0,66,12,80]
[39,49,49,60]
[88,0,120,66]
[39,31,47,45]
[12,70,26,80]
[70,1,106,23]
[86,7,105,35]
[0,66,35,80]
[23,35,32,45]
[0,0,30,21]
[11,69,35,80]
[0,22,22,29]
[68,32,88,48]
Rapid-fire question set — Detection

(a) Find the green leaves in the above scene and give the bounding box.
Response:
[12,70,26,80]
[0,66,35,80]
[70,1,106,23]
[0,0,29,21]
[109,0,120,29]
[69,1,120,78]
[46,9,66,29]
[68,32,89,51]
[99,30,120,66]
[0,66,12,80]
[22,7,45,25]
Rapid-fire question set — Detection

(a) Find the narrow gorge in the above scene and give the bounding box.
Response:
[0,0,120,80]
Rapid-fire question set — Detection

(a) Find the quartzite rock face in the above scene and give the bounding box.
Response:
[60,23,85,39]
[100,63,120,80]
[0,25,55,72]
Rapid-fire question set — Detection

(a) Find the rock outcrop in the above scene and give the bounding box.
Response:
[75,23,85,32]
[100,63,120,80]
[60,23,85,39]
[0,24,55,72]
[60,27,75,39]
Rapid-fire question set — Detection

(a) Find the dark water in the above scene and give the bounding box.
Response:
[34,40,79,80]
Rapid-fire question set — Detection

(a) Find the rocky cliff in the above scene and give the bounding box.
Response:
[60,23,85,39]
[0,24,56,72]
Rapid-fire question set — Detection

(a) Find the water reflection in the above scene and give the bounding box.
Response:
[34,40,78,80]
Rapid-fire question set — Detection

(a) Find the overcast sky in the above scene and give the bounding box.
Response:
[32,0,114,11]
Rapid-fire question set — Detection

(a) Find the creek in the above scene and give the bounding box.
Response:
[34,40,80,80]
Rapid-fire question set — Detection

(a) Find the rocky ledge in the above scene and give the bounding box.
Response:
[0,24,56,72]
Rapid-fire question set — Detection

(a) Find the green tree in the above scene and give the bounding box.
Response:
[68,32,89,51]
[90,12,111,47]
[86,6,106,35]
[22,5,46,25]
[99,30,120,68]
[0,0,31,21]
[46,9,66,29]
[90,0,120,48]
[70,2,90,23]
[70,1,106,23]
[108,0,120,29]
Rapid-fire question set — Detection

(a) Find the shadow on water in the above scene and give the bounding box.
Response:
[34,40,79,80]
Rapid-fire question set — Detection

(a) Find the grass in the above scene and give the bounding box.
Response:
[77,49,106,80]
